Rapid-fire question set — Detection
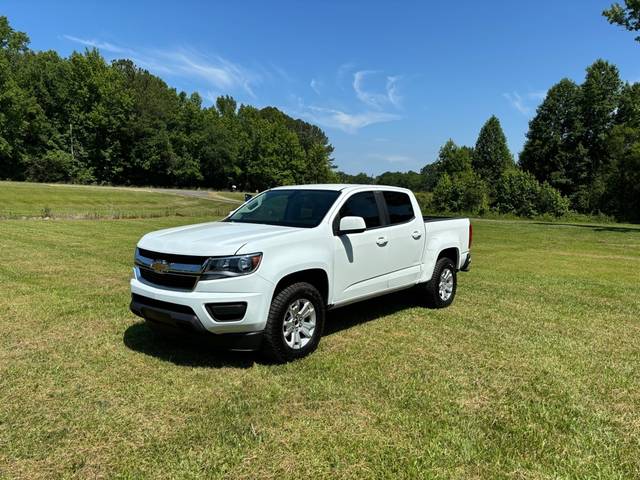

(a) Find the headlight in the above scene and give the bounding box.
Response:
[201,253,262,280]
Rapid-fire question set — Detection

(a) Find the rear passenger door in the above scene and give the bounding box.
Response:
[381,191,424,288]
[332,191,390,305]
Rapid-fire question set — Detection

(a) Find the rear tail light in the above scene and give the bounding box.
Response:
[468,223,473,249]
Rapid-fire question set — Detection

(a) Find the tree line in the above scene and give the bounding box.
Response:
[0,17,335,191]
[1,12,639,221]
[344,58,640,222]
[340,115,571,218]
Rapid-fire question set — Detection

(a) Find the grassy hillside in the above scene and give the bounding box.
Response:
[0,182,235,219]
[1,185,639,478]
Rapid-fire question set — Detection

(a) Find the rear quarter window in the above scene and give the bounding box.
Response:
[383,191,415,224]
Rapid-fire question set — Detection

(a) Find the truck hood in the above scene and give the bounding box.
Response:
[138,221,296,256]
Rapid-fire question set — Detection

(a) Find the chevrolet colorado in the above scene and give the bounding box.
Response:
[130,185,472,362]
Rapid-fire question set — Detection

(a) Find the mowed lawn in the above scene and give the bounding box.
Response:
[0,182,233,219]
[1,188,640,478]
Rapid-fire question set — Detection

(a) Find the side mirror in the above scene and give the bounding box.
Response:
[338,216,366,235]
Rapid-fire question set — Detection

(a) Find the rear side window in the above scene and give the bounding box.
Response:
[383,191,414,224]
[339,192,381,228]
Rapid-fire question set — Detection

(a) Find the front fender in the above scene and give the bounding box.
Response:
[243,232,334,304]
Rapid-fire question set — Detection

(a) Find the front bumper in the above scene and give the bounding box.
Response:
[129,294,263,351]
[130,267,274,335]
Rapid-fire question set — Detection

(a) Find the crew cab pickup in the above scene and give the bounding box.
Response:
[130,185,472,362]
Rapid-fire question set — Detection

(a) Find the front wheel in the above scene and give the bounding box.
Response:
[261,282,325,363]
[423,257,457,308]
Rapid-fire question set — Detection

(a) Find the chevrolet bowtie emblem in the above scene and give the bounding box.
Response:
[150,259,170,273]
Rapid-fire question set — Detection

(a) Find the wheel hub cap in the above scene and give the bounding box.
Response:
[282,298,316,350]
[438,268,454,301]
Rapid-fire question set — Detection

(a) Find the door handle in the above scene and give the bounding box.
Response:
[412,231,422,239]
[376,236,388,246]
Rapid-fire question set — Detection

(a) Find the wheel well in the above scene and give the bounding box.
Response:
[273,269,329,305]
[437,247,459,268]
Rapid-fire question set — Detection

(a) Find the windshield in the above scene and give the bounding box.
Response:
[226,189,341,228]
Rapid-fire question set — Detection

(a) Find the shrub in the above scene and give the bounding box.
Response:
[25,150,74,183]
[538,181,570,216]
[25,150,95,184]
[495,169,570,217]
[494,169,540,216]
[413,191,433,213]
[432,172,489,215]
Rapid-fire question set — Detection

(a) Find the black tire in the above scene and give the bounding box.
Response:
[423,257,457,308]
[261,282,325,363]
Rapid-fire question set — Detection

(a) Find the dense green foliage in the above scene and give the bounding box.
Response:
[494,169,570,217]
[520,60,640,220]
[472,115,514,188]
[367,121,568,217]
[604,0,640,41]
[339,119,570,218]
[427,140,487,214]
[602,125,640,221]
[0,17,335,190]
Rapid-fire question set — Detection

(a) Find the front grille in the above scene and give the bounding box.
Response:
[135,248,206,290]
[137,248,209,265]
[139,268,198,290]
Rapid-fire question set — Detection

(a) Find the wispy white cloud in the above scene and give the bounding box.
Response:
[290,66,407,133]
[336,62,356,87]
[367,153,413,164]
[503,92,529,115]
[269,63,295,83]
[64,35,263,98]
[353,70,382,108]
[528,90,547,101]
[353,70,403,109]
[63,35,131,54]
[164,50,259,97]
[304,106,400,133]
[503,90,546,115]
[386,76,402,108]
[289,97,401,133]
[310,78,321,94]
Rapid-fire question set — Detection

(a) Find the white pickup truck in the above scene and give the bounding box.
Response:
[130,185,472,362]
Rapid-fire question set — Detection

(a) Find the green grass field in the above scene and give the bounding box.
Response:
[0,182,236,219]
[1,183,639,479]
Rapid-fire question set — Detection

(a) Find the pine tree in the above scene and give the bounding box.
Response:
[472,115,513,186]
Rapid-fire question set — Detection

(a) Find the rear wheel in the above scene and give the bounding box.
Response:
[423,257,457,308]
[261,282,325,363]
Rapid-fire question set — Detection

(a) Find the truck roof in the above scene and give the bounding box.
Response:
[270,184,410,192]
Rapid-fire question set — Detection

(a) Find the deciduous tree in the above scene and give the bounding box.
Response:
[603,1,640,42]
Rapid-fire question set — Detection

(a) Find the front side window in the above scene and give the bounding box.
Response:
[383,191,415,224]
[339,191,381,229]
[227,189,340,228]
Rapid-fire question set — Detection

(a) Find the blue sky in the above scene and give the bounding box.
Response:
[3,0,639,175]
